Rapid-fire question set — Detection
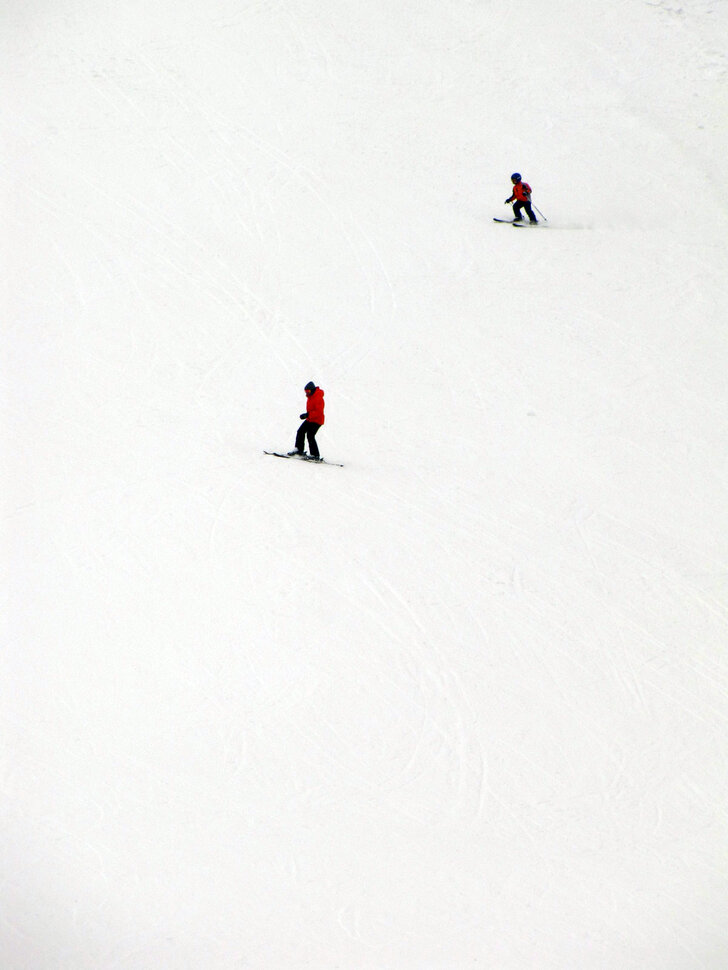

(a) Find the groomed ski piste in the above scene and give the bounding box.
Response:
[3,1,728,968]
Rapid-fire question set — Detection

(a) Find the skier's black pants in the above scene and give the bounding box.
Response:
[513,200,537,223]
[295,420,322,457]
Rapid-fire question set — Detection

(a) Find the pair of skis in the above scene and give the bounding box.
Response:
[264,451,344,467]
[493,217,543,227]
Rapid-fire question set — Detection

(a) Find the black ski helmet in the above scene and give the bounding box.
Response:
[304,381,316,394]
[511,172,522,182]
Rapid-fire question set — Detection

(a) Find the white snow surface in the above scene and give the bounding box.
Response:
[3,1,728,967]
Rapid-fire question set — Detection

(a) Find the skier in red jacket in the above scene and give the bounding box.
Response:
[505,173,538,223]
[288,381,325,460]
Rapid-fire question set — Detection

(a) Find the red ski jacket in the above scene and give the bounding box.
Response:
[508,180,532,203]
[306,386,325,425]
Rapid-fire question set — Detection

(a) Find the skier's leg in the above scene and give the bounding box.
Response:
[306,423,321,458]
[512,201,524,221]
[525,202,537,224]
[293,422,306,454]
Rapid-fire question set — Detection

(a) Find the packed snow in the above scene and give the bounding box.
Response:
[3,1,728,967]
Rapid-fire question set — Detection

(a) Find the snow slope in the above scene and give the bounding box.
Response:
[3,1,728,967]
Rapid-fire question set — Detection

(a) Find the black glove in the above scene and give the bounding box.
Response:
[505,198,512,204]
[300,413,307,420]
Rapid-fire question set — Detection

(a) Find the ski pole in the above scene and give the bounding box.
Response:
[533,204,548,222]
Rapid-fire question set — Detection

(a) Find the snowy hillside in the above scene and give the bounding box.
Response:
[3,0,728,967]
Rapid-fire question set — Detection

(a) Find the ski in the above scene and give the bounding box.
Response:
[264,451,344,467]
[493,217,542,227]
[512,221,543,228]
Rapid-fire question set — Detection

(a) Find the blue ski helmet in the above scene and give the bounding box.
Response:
[304,381,316,394]
[511,172,521,182]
